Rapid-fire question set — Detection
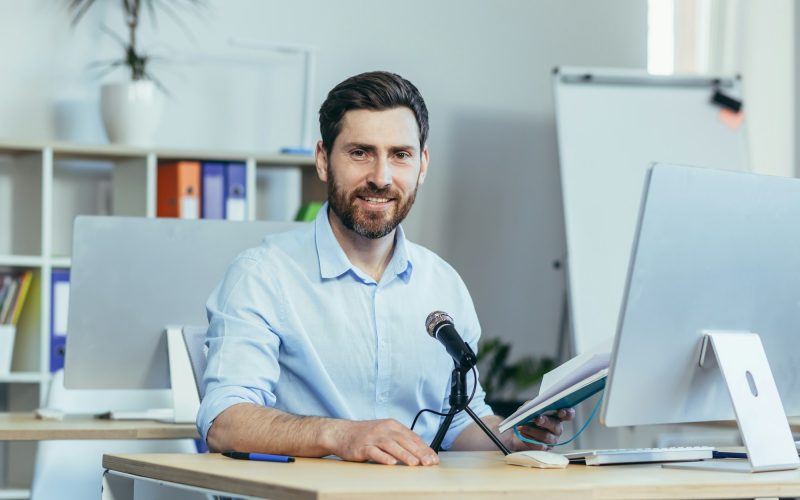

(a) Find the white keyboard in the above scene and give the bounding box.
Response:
[563,446,714,466]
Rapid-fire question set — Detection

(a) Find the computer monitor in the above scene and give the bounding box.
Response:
[601,163,800,472]
[64,216,300,394]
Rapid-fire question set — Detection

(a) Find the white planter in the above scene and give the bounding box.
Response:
[100,81,164,146]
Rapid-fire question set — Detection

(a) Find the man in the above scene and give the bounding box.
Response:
[198,71,574,466]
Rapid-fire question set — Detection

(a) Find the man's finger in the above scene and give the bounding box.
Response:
[395,434,438,465]
[557,408,576,421]
[530,415,564,436]
[518,425,558,445]
[382,440,424,466]
[367,446,398,465]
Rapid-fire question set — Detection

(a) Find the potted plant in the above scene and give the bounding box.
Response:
[69,0,202,146]
[477,337,556,418]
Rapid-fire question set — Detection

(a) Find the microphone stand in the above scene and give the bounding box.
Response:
[429,363,511,455]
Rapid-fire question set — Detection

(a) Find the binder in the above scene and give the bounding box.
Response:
[50,269,70,373]
[201,162,226,219]
[157,161,201,219]
[9,271,33,325]
[225,162,247,221]
[0,278,17,324]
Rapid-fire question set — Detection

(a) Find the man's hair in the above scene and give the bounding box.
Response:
[319,71,429,155]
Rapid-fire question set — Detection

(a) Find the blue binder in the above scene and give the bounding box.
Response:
[225,162,247,221]
[50,269,70,373]
[201,162,226,219]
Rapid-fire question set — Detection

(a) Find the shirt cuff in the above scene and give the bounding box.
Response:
[197,385,275,442]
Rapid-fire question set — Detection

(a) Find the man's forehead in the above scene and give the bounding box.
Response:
[337,108,420,144]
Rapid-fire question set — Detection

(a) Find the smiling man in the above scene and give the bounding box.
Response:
[198,71,573,466]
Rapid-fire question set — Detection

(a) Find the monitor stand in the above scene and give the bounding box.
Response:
[164,326,201,423]
[103,327,199,423]
[665,331,799,473]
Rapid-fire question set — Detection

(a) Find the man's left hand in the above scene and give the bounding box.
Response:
[508,408,576,451]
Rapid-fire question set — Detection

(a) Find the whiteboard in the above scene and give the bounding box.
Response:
[553,67,749,355]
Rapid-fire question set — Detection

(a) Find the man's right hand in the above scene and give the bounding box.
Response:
[324,418,439,466]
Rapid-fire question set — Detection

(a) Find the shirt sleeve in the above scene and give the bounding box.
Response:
[196,252,284,442]
[439,281,495,450]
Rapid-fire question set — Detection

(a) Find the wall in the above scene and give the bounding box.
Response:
[0,1,647,376]
[703,0,795,178]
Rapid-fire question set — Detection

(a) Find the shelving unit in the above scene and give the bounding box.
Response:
[0,139,320,496]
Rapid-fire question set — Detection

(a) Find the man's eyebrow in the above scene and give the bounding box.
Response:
[341,142,376,151]
[390,144,419,153]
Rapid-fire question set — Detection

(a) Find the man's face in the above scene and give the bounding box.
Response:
[315,107,429,239]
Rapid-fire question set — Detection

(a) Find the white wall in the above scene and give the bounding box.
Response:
[703,0,795,178]
[736,0,795,178]
[0,1,646,371]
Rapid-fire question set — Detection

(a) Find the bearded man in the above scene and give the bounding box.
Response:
[198,71,573,466]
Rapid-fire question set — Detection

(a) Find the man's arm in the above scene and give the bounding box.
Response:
[207,402,440,466]
[448,409,575,452]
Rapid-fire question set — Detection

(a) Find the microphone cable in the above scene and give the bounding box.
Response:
[410,365,478,431]
[513,392,604,447]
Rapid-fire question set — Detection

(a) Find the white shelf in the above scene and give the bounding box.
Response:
[0,256,42,268]
[49,257,71,268]
[0,372,47,384]
[0,488,30,500]
[0,139,316,166]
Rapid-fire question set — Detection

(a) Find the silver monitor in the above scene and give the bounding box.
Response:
[602,163,800,471]
[64,216,301,390]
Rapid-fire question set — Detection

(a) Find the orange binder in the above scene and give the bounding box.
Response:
[157,161,201,218]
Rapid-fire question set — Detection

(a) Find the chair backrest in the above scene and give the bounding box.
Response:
[181,325,208,396]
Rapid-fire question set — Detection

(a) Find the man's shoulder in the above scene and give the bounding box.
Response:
[405,240,464,283]
[235,222,314,271]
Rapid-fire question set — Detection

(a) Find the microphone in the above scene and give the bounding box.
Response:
[425,311,477,369]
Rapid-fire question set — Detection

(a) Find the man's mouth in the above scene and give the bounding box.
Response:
[356,195,395,209]
[361,196,391,203]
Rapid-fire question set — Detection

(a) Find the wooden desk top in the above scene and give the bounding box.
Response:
[0,412,199,440]
[103,451,800,500]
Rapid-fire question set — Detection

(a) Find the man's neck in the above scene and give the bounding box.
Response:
[327,209,395,282]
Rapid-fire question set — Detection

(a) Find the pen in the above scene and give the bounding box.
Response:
[222,451,295,463]
[712,451,747,460]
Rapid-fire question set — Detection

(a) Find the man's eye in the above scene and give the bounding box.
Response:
[396,152,411,159]
[350,150,366,158]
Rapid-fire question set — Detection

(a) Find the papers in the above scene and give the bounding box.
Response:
[498,339,612,433]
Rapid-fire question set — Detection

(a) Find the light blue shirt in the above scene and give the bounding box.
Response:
[198,203,493,450]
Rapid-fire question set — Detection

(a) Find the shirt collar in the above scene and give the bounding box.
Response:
[315,202,414,283]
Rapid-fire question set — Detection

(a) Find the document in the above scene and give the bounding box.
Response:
[498,338,612,433]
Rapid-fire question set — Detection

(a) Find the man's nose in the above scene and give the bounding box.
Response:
[367,156,392,189]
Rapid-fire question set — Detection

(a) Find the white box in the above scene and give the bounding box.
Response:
[0,325,15,374]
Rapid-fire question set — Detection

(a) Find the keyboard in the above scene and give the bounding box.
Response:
[563,446,714,466]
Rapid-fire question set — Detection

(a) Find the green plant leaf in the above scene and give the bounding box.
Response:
[68,0,98,27]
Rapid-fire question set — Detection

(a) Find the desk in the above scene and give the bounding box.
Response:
[102,451,800,499]
[0,412,199,440]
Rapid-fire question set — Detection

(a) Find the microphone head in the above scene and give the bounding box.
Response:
[425,311,454,337]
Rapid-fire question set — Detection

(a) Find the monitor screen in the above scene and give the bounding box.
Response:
[64,216,301,390]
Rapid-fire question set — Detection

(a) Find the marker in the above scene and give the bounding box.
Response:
[222,451,295,463]
[712,451,747,460]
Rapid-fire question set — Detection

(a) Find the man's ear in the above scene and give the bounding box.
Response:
[315,141,328,182]
[418,146,429,185]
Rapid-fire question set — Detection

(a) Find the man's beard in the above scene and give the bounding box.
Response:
[327,166,418,240]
